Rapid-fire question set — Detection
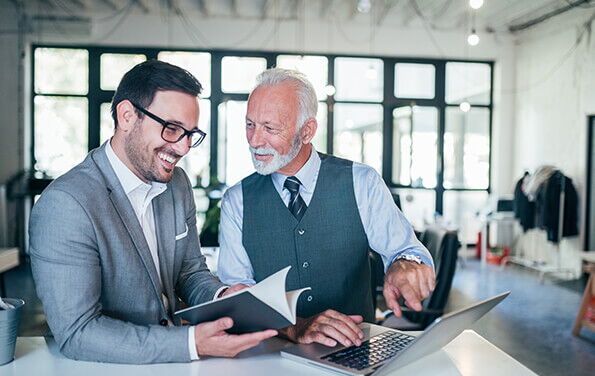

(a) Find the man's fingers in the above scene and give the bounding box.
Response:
[383,285,402,317]
[417,270,430,299]
[399,284,422,311]
[328,319,362,346]
[199,317,233,336]
[324,311,364,343]
[347,315,365,339]
[427,269,436,292]
[310,332,337,347]
[233,329,278,346]
[223,330,278,356]
[318,324,354,347]
[348,315,364,324]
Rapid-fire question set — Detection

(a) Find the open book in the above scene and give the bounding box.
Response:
[174,266,310,334]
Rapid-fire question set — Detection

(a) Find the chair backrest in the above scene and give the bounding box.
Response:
[418,224,446,262]
[404,227,460,328]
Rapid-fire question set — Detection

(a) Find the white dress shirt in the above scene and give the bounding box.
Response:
[218,148,433,286]
[105,141,202,360]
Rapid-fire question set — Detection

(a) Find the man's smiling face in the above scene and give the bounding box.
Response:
[245,82,303,175]
[124,90,199,183]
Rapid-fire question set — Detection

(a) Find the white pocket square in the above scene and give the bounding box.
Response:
[175,224,188,240]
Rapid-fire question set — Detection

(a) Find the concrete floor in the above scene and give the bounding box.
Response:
[3,256,595,375]
[444,259,595,376]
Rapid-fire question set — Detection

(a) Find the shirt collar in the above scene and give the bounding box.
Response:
[271,146,320,194]
[104,140,167,196]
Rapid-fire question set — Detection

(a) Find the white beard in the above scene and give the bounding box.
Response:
[250,135,302,175]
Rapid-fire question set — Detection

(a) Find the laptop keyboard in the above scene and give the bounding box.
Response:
[321,331,415,371]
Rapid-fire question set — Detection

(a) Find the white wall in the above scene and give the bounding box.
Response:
[512,9,595,275]
[0,3,25,184]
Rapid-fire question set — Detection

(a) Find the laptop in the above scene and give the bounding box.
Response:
[281,291,510,376]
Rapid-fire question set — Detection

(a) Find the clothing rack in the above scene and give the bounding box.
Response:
[510,172,575,282]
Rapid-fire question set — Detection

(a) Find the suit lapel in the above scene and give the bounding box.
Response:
[153,188,176,315]
[90,145,165,310]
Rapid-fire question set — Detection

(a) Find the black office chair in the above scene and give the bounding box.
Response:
[379,227,460,330]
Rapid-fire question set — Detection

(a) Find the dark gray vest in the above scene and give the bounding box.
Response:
[241,153,374,321]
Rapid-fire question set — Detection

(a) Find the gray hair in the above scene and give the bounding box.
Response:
[253,68,318,130]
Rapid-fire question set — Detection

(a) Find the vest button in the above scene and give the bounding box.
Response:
[307,295,313,302]
[302,261,309,268]
[298,229,305,235]
[159,319,168,326]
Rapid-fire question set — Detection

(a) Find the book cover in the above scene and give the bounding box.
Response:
[174,266,310,334]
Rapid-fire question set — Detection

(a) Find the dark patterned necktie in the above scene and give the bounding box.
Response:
[284,176,307,221]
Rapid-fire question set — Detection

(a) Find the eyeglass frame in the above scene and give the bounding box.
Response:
[129,101,206,148]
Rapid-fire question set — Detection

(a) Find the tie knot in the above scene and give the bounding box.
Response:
[284,176,301,193]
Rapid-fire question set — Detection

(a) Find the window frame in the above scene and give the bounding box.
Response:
[30,44,493,215]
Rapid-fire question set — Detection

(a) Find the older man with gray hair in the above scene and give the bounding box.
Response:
[218,68,435,348]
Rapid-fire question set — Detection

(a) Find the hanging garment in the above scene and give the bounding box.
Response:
[523,165,557,201]
[513,173,536,232]
[538,171,579,243]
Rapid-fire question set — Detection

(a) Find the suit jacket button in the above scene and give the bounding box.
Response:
[159,319,168,326]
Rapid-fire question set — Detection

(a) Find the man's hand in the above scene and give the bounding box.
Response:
[218,283,251,298]
[195,317,277,357]
[280,310,364,347]
[383,260,435,317]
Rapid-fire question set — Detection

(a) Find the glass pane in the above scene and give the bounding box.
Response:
[100,53,147,91]
[312,102,327,153]
[158,51,211,97]
[392,106,437,188]
[217,101,253,185]
[177,99,211,187]
[444,107,490,189]
[445,62,491,105]
[100,102,113,145]
[443,190,489,244]
[276,55,328,100]
[34,48,88,95]
[394,188,435,230]
[221,57,267,93]
[335,57,383,102]
[394,63,435,99]
[334,103,383,173]
[34,96,88,178]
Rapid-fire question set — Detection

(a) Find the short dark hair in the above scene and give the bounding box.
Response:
[111,59,203,127]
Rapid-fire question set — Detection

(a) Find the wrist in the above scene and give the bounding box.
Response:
[193,325,202,356]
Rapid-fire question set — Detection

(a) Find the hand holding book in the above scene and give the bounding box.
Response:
[175,266,310,334]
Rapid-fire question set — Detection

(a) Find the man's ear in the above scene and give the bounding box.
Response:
[300,118,318,144]
[115,100,138,132]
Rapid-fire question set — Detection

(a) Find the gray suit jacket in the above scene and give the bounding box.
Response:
[29,143,226,364]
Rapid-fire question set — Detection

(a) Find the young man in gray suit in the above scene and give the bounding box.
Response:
[29,60,277,364]
[218,68,435,349]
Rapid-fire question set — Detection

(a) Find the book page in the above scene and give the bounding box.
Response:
[248,266,293,321]
[285,287,311,324]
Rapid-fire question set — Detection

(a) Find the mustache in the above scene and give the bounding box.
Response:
[249,146,277,155]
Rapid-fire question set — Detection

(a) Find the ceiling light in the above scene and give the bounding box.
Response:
[324,85,336,97]
[365,66,377,80]
[357,0,371,13]
[460,101,471,112]
[467,30,480,46]
[469,0,484,10]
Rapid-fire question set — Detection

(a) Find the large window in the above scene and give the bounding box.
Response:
[31,46,493,242]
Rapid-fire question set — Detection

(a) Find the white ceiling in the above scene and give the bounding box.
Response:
[10,0,595,34]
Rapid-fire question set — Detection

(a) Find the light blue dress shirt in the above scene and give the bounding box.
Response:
[218,148,433,285]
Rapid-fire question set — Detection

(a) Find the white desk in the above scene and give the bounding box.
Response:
[0,247,19,274]
[2,330,537,375]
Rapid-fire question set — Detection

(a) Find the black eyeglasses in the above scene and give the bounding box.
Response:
[130,101,206,148]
